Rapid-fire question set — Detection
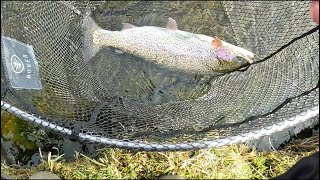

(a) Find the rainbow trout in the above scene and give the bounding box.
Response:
[82,16,254,74]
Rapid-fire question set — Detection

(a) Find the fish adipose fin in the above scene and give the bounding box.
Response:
[121,23,137,30]
[166,17,178,30]
[82,15,103,63]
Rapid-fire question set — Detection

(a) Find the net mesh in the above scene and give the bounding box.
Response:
[1,1,319,151]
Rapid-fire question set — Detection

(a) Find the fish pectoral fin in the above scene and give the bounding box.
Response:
[166,17,178,30]
[121,23,137,30]
[212,37,223,49]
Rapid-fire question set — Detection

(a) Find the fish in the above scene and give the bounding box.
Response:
[82,15,254,75]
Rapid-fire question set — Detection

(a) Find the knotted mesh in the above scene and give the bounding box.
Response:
[1,1,319,151]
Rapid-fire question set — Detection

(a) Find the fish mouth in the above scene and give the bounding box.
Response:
[225,48,254,64]
[238,53,254,64]
[220,40,255,64]
[240,48,255,63]
[224,48,254,65]
[210,54,252,73]
[236,56,253,67]
[216,47,254,65]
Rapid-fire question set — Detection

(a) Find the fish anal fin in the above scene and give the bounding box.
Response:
[122,23,137,30]
[212,37,223,49]
[166,17,178,30]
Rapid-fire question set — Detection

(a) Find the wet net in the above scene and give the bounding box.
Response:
[1,1,319,151]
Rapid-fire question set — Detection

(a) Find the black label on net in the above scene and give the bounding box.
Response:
[1,36,42,90]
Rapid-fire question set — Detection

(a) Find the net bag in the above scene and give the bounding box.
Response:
[1,1,319,151]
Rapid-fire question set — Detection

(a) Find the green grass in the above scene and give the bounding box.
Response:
[1,134,318,179]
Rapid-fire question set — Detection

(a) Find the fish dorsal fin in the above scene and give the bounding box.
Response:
[212,37,223,49]
[121,23,137,30]
[166,17,178,30]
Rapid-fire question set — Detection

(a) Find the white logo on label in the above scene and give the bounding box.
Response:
[11,55,24,73]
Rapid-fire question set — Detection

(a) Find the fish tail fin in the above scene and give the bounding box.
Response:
[82,15,104,63]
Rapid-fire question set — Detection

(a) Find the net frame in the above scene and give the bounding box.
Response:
[1,1,319,151]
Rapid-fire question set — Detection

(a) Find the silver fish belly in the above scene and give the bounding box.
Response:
[82,16,254,75]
